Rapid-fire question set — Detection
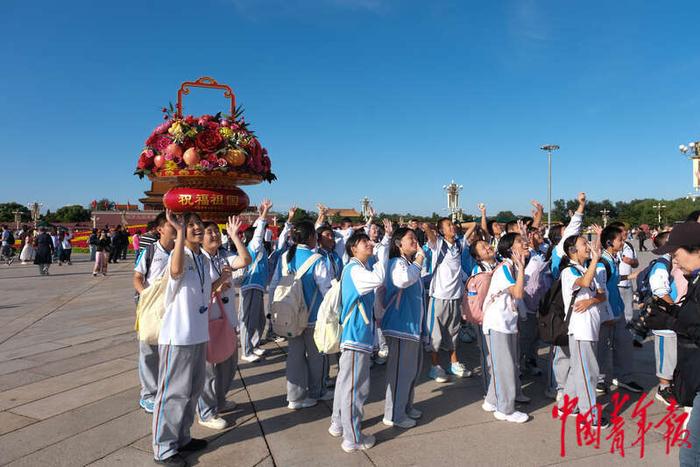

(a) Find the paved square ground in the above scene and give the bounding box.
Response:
[0,252,687,466]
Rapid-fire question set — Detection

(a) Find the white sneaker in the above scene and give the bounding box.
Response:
[383,417,416,428]
[341,434,376,453]
[481,400,497,412]
[317,391,334,401]
[198,416,228,430]
[407,408,423,419]
[449,362,472,378]
[428,365,449,383]
[328,424,343,438]
[378,347,389,359]
[288,398,318,410]
[494,411,529,423]
[241,353,261,363]
[253,348,267,357]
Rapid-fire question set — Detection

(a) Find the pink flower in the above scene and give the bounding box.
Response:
[200,160,211,169]
[217,158,227,167]
[206,121,219,130]
[155,122,170,134]
[141,149,154,159]
[153,135,172,152]
[220,120,230,127]
[164,153,174,161]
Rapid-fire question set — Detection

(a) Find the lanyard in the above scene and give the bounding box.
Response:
[192,251,205,294]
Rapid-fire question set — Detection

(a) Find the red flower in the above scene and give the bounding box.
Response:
[137,154,154,170]
[206,121,219,131]
[153,135,173,152]
[206,153,218,163]
[195,129,223,152]
[184,115,197,125]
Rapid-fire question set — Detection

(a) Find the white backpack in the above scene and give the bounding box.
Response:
[270,253,322,338]
[314,270,370,354]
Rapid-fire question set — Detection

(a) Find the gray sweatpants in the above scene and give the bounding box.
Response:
[597,318,634,385]
[619,286,634,323]
[287,327,327,402]
[428,297,461,353]
[485,330,519,415]
[384,337,421,423]
[547,345,571,397]
[197,345,238,421]
[239,288,265,357]
[152,343,207,461]
[331,349,371,448]
[654,333,677,381]
[562,336,600,421]
[139,340,159,403]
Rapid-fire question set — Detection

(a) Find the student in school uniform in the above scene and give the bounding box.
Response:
[152,211,231,467]
[316,206,356,266]
[381,227,426,429]
[596,225,643,395]
[609,221,639,326]
[558,232,610,428]
[481,232,530,424]
[239,200,272,363]
[133,212,177,414]
[197,217,251,430]
[329,230,389,452]
[647,231,678,406]
[424,218,471,382]
[544,192,587,400]
[271,221,333,409]
[316,224,343,281]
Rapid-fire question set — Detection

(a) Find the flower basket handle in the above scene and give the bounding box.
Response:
[176,77,236,117]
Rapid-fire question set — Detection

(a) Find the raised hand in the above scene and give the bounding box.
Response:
[512,250,525,270]
[517,219,528,238]
[382,218,393,237]
[259,198,273,214]
[287,206,298,222]
[478,203,486,214]
[165,209,185,232]
[577,192,586,205]
[226,215,243,237]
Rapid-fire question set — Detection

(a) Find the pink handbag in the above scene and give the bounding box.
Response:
[207,294,237,364]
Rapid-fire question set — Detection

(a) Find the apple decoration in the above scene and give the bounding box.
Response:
[183,148,200,167]
[225,149,246,167]
[165,143,183,158]
[154,155,165,168]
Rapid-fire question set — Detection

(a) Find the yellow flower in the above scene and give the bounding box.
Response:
[185,128,198,138]
[168,121,185,139]
[164,161,178,170]
[219,127,233,139]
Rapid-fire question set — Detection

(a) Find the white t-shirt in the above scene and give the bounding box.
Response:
[650,254,676,337]
[617,242,636,288]
[134,242,170,287]
[205,248,245,329]
[482,260,519,334]
[561,263,607,342]
[428,237,467,300]
[160,247,212,346]
[264,229,273,243]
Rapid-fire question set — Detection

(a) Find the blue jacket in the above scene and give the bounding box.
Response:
[381,257,424,342]
[600,251,624,319]
[319,248,343,281]
[340,259,376,353]
[287,247,324,325]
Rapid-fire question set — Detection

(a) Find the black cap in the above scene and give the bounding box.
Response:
[653,222,700,255]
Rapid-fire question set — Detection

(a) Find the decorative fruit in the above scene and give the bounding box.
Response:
[225,149,246,167]
[183,148,200,167]
[154,155,165,168]
[165,143,183,158]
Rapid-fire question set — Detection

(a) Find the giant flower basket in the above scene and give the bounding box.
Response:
[134,77,275,219]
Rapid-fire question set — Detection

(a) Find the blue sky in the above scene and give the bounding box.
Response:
[2,0,700,216]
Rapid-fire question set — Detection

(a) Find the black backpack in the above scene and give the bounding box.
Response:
[635,257,672,304]
[537,271,580,346]
[6,231,14,246]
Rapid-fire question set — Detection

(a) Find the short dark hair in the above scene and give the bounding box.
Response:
[346,232,370,258]
[504,220,519,233]
[609,221,626,230]
[686,210,700,222]
[389,227,414,259]
[340,217,353,226]
[154,212,167,228]
[601,226,623,249]
[437,217,451,236]
[653,231,670,249]
[497,232,520,259]
[203,221,219,231]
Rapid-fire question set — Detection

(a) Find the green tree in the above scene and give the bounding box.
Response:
[50,205,91,223]
[0,203,30,223]
[494,211,516,222]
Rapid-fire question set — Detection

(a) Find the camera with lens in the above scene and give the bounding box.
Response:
[626,297,674,341]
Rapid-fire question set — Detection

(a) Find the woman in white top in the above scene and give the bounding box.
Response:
[152,211,232,465]
[481,232,529,423]
[197,216,251,431]
[557,231,609,428]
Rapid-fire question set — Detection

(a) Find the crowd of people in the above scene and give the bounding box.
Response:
[123,194,700,467]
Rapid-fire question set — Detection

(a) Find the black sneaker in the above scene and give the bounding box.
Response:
[655,386,676,406]
[180,438,208,452]
[579,417,610,429]
[596,382,608,395]
[615,379,643,393]
[154,453,187,466]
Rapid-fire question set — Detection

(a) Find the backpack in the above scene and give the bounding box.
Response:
[536,269,580,346]
[523,258,553,312]
[134,274,167,344]
[270,252,322,338]
[6,231,14,246]
[462,271,495,324]
[635,257,672,305]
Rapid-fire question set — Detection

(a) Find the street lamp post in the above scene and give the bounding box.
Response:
[11,211,22,230]
[540,145,560,228]
[360,197,373,222]
[652,202,666,228]
[679,142,700,199]
[600,209,610,227]
[442,180,463,223]
[27,202,42,229]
